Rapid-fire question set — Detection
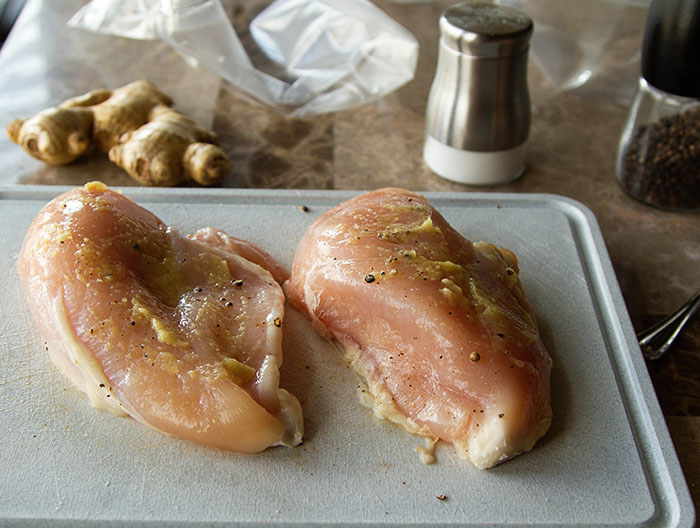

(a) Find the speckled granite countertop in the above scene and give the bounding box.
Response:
[0,0,698,516]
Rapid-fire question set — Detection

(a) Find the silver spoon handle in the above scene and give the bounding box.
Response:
[638,288,700,360]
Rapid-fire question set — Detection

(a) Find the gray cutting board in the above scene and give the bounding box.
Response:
[0,186,694,527]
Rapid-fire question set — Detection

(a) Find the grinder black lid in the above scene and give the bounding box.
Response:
[641,0,700,98]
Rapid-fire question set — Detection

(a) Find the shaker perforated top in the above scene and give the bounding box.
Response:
[440,3,533,58]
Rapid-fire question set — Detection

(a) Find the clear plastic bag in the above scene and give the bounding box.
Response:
[494,0,628,91]
[68,0,419,116]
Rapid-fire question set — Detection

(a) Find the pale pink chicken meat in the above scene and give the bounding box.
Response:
[188,227,288,284]
[285,188,551,468]
[17,182,302,453]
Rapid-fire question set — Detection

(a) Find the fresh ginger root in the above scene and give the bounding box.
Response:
[7,80,230,186]
[7,81,171,165]
[110,105,231,187]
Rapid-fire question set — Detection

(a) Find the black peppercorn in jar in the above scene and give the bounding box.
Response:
[615,0,700,211]
[617,80,700,210]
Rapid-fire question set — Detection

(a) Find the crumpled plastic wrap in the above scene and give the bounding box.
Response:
[495,0,629,92]
[68,0,419,116]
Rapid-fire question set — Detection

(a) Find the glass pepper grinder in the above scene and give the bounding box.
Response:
[616,0,700,210]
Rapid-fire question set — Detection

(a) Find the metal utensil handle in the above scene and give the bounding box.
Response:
[638,288,700,360]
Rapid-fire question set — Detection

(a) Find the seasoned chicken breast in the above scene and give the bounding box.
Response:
[285,188,551,468]
[188,227,288,283]
[17,182,302,453]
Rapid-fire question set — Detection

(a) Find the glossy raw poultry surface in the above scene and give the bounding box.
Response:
[17,182,302,453]
[188,227,289,284]
[286,188,552,468]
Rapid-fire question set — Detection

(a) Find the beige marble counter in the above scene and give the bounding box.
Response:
[0,0,698,517]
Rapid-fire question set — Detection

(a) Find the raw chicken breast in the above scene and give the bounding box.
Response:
[285,188,551,468]
[17,182,302,453]
[188,227,288,283]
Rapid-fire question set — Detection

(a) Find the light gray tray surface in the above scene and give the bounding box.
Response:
[0,187,693,527]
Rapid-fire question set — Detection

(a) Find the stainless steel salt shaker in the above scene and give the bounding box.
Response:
[423,3,533,185]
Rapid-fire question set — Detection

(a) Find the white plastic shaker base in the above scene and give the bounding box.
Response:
[423,135,527,185]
